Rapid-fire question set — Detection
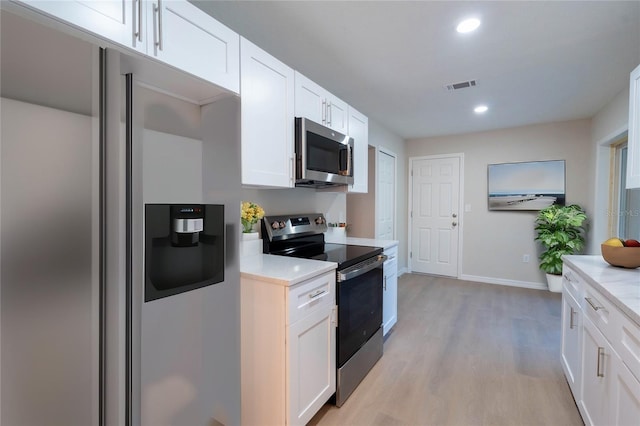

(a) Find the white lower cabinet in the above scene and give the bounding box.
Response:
[241,270,336,426]
[580,315,614,426]
[611,353,640,426]
[288,306,336,424]
[382,245,398,336]
[561,289,582,397]
[562,261,640,426]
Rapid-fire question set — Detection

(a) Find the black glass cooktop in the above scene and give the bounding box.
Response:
[263,232,382,269]
[267,240,381,270]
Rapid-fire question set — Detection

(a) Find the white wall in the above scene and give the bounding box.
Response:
[407,119,593,288]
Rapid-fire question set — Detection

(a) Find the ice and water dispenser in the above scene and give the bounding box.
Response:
[145,204,224,302]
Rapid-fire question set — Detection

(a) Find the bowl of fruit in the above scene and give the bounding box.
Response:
[601,238,640,269]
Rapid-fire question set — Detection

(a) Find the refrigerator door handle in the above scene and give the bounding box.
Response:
[125,72,134,426]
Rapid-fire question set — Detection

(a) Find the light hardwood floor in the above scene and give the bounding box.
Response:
[309,273,583,426]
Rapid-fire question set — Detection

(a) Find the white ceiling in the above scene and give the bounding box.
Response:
[192,0,640,140]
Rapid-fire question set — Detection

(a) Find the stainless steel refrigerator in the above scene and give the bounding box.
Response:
[1,6,241,426]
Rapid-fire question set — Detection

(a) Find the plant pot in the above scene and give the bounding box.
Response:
[546,273,563,293]
[242,232,259,241]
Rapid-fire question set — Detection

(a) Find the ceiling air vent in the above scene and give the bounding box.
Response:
[445,79,478,91]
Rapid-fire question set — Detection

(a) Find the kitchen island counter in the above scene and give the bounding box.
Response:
[563,254,640,326]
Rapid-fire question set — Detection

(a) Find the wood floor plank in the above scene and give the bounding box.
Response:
[308,273,583,426]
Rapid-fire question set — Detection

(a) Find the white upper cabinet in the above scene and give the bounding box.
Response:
[145,0,239,93]
[627,64,640,189]
[294,71,348,134]
[15,0,135,47]
[240,37,295,188]
[15,0,240,93]
[348,106,369,193]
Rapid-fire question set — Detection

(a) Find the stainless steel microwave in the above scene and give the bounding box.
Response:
[295,117,354,188]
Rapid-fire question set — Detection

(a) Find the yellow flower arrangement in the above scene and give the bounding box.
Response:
[241,201,265,233]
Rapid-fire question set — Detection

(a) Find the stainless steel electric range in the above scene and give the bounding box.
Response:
[262,213,386,407]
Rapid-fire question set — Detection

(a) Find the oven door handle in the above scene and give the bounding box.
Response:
[337,254,387,282]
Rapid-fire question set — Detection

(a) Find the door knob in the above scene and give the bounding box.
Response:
[452,213,457,218]
[452,221,458,227]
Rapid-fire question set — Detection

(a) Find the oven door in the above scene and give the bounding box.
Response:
[336,262,384,367]
[295,117,354,186]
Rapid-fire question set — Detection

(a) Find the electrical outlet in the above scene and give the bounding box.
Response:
[523,254,530,263]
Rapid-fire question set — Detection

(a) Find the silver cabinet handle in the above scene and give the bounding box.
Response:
[569,307,575,329]
[154,1,163,51]
[452,221,458,227]
[322,99,327,124]
[309,289,327,299]
[289,156,294,185]
[585,297,604,311]
[134,0,142,41]
[383,276,387,291]
[597,347,605,377]
[327,102,332,127]
[452,213,457,218]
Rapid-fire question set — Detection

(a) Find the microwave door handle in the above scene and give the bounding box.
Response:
[346,144,352,176]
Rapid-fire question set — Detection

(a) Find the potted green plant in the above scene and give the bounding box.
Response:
[534,204,587,292]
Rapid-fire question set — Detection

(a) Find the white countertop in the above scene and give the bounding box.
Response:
[564,255,640,326]
[239,233,396,286]
[240,253,337,286]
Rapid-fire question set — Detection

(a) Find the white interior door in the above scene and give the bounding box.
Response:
[410,155,462,277]
[377,148,396,240]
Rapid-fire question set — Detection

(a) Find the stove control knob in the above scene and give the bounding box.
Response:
[315,217,325,225]
[271,221,280,230]
[279,221,286,229]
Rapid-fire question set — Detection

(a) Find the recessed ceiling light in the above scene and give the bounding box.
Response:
[457,18,481,33]
[474,105,488,114]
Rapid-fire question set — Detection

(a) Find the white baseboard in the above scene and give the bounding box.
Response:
[459,274,548,291]
[398,270,546,291]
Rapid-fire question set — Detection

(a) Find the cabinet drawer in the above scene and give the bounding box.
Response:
[583,283,619,346]
[618,311,640,382]
[562,265,583,302]
[384,245,398,260]
[288,271,335,325]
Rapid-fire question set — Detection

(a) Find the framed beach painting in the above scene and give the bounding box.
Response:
[488,160,566,211]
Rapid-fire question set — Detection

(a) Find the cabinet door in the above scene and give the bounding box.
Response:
[326,95,348,133]
[382,256,398,336]
[348,106,369,193]
[287,306,336,426]
[150,0,239,93]
[240,37,295,188]
[17,0,134,47]
[611,356,640,426]
[294,72,325,124]
[581,317,613,426]
[628,64,640,189]
[561,291,582,397]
